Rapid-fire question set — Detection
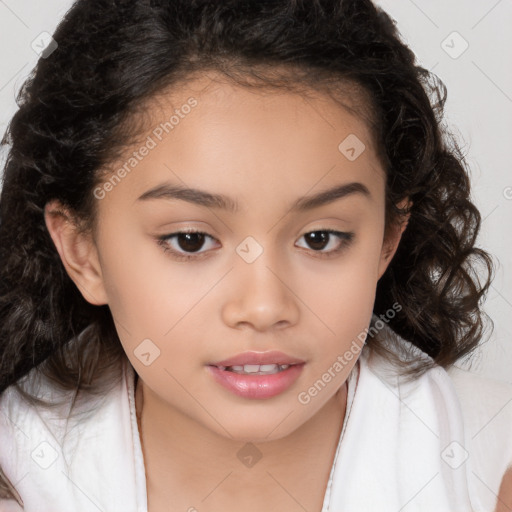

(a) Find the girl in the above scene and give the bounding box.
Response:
[1,0,511,511]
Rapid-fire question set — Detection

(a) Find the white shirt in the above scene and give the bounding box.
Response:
[1,323,512,511]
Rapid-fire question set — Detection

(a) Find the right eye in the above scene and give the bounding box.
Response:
[157,229,219,261]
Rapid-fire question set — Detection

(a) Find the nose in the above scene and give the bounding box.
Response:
[221,249,300,332]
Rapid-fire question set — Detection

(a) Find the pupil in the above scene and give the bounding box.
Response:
[178,232,205,252]
[306,231,328,250]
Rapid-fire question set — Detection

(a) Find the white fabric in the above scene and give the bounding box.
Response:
[1,322,512,511]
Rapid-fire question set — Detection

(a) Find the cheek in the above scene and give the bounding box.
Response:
[302,231,383,316]
[95,222,213,373]
[299,234,383,356]
[309,268,376,352]
[95,221,171,335]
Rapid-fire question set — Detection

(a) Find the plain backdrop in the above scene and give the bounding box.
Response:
[1,0,511,383]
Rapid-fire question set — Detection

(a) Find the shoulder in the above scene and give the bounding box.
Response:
[0,356,140,510]
[367,319,512,510]
[447,364,512,510]
[447,364,512,463]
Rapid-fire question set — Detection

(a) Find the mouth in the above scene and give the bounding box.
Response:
[206,351,306,399]
[209,349,305,368]
[213,363,296,375]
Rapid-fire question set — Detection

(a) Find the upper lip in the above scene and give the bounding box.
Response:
[209,350,305,367]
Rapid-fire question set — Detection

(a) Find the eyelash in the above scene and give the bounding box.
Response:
[156,228,355,262]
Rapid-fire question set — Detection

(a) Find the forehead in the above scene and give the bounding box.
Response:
[144,71,379,158]
[101,72,385,212]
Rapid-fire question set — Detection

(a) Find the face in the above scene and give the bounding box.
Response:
[46,72,404,442]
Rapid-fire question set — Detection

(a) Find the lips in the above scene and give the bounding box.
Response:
[206,350,306,399]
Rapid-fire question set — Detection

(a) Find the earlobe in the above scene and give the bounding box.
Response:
[44,200,108,306]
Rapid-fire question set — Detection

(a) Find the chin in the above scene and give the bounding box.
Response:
[205,409,307,443]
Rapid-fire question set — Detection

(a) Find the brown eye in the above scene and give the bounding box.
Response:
[175,232,207,253]
[296,229,354,257]
[157,229,219,261]
[303,231,330,251]
[157,228,354,262]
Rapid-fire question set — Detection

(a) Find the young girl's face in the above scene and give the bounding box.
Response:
[51,72,403,441]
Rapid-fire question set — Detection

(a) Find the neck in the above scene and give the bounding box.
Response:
[135,376,349,511]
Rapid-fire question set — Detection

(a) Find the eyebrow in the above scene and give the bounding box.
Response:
[136,181,371,213]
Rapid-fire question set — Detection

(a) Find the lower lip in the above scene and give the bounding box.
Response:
[206,364,305,399]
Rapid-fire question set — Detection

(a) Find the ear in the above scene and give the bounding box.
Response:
[44,200,108,306]
[377,198,411,280]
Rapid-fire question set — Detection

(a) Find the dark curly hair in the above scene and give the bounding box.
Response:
[0,0,493,501]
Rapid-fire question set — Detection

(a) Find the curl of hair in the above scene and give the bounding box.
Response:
[0,0,493,501]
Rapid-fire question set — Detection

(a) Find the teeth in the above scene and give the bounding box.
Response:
[260,364,278,372]
[222,364,292,375]
[243,364,261,373]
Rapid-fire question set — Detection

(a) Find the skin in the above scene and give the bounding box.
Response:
[496,469,512,512]
[45,72,410,511]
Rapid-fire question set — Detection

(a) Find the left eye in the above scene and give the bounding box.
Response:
[157,228,354,261]
[296,229,353,254]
